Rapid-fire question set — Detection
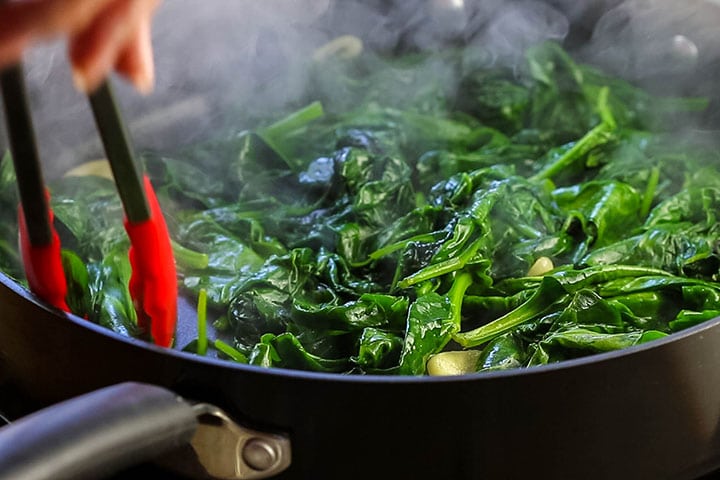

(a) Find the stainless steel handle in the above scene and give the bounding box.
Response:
[0,382,291,480]
[158,403,292,480]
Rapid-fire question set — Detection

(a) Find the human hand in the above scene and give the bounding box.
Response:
[0,0,161,94]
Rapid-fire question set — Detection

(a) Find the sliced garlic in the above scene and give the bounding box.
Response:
[527,256,554,276]
[64,159,113,180]
[313,35,363,62]
[427,350,482,376]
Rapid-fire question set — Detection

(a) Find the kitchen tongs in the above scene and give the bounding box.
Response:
[0,63,177,348]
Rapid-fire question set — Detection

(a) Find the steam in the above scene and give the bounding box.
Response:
[465,0,569,67]
[6,0,720,178]
[577,0,720,97]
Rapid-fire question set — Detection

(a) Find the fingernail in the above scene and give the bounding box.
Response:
[131,69,154,95]
[134,41,155,95]
[71,67,90,93]
[134,24,156,95]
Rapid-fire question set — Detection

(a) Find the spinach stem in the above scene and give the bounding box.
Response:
[640,166,660,219]
[197,288,208,356]
[214,339,249,363]
[454,277,567,347]
[398,235,484,288]
[260,101,324,141]
[257,101,325,172]
[368,231,443,260]
[172,239,209,270]
[448,272,473,329]
[530,87,615,182]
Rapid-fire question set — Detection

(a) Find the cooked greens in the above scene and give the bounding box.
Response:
[2,41,719,375]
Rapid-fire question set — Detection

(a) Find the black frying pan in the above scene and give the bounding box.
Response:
[3,1,720,479]
[3,272,720,479]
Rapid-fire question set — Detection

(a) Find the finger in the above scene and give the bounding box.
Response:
[68,0,156,93]
[0,34,29,68]
[115,19,155,94]
[0,0,116,68]
[116,1,160,94]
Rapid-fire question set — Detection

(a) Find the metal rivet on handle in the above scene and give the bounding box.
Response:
[164,403,292,479]
[242,438,279,471]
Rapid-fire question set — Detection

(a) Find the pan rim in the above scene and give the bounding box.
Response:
[3,269,719,385]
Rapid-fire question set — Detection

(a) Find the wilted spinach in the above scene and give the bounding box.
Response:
[1,41,718,375]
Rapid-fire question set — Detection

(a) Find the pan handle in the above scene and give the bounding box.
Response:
[0,382,197,480]
[0,382,292,480]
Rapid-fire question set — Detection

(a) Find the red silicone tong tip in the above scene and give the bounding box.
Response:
[17,200,70,313]
[124,175,177,348]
